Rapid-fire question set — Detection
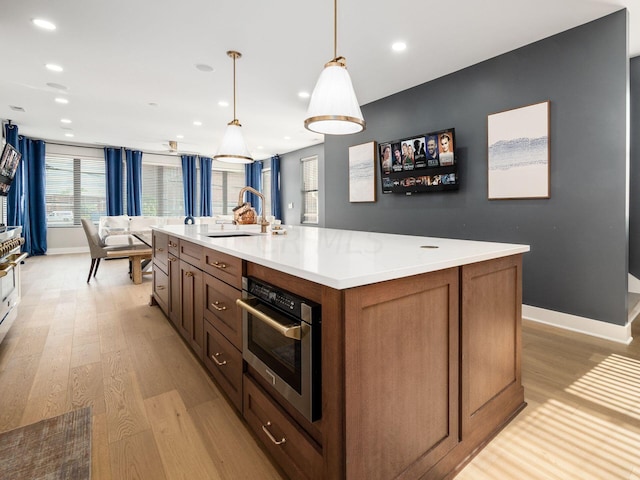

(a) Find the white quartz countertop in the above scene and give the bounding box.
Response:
[153,224,530,290]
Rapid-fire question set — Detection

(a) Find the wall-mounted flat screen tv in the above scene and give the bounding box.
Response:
[0,142,21,196]
[379,128,458,195]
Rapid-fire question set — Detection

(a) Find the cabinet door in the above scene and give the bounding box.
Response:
[179,259,204,359]
[461,255,524,445]
[168,255,180,327]
[344,268,459,480]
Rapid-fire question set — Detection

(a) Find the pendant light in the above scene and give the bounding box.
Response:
[214,50,253,163]
[304,0,365,135]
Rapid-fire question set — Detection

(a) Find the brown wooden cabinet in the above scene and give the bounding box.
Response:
[201,246,245,410]
[203,247,243,289]
[168,254,180,327]
[343,268,460,480]
[152,231,169,316]
[203,319,243,411]
[243,375,323,480]
[203,274,243,351]
[152,264,169,314]
[152,231,168,270]
[151,233,525,480]
[178,259,203,359]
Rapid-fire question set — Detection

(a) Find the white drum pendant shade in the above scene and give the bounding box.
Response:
[214,121,252,164]
[304,62,365,135]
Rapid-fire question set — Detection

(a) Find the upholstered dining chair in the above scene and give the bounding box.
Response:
[80,219,146,283]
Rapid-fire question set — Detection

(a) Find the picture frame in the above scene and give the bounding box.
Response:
[348,141,377,203]
[487,101,550,199]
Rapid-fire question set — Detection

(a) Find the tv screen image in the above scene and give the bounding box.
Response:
[0,143,21,197]
[379,128,458,195]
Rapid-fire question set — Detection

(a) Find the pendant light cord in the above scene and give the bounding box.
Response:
[232,53,237,121]
[333,0,337,61]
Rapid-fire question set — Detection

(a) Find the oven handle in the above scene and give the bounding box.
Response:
[0,262,15,278]
[236,298,302,340]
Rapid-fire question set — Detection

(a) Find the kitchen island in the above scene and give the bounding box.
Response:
[150,224,529,480]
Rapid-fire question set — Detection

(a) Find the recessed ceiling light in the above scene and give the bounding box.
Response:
[55,97,68,104]
[195,64,214,72]
[193,121,202,126]
[9,106,25,112]
[392,41,407,52]
[46,63,64,72]
[298,91,310,99]
[284,136,291,140]
[176,134,184,139]
[47,82,68,90]
[147,102,158,107]
[32,18,56,31]
[218,101,229,107]
[61,118,72,124]
[65,133,74,138]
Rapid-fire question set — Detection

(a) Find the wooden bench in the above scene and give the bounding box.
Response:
[106,248,152,284]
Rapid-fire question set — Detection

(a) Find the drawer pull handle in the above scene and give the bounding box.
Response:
[209,261,227,269]
[156,285,166,290]
[169,242,178,247]
[156,247,164,252]
[211,352,227,366]
[168,257,176,262]
[261,421,286,445]
[211,301,227,311]
[185,271,194,277]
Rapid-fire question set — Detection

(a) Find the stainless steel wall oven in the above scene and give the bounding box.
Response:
[237,276,321,422]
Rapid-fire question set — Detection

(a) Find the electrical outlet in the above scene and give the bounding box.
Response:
[288,202,294,209]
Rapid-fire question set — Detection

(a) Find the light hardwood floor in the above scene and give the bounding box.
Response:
[0,253,639,479]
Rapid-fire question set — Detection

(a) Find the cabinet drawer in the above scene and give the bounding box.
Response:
[153,231,168,270]
[168,236,179,256]
[179,240,203,269]
[203,274,242,350]
[204,320,243,412]
[153,265,169,315]
[203,248,243,289]
[243,376,322,480]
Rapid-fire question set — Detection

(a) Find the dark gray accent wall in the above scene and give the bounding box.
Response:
[321,11,629,325]
[630,56,640,278]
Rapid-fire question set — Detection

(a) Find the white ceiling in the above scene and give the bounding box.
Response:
[1,0,639,160]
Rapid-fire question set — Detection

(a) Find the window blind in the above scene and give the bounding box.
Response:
[212,170,244,215]
[45,156,106,226]
[301,156,318,224]
[141,163,184,216]
[262,168,272,218]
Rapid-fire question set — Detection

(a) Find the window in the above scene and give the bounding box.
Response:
[141,163,184,216]
[45,156,106,226]
[212,170,244,215]
[301,155,318,224]
[262,167,272,218]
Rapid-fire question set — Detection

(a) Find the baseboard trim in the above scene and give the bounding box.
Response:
[629,274,640,294]
[522,304,633,345]
[46,247,88,255]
